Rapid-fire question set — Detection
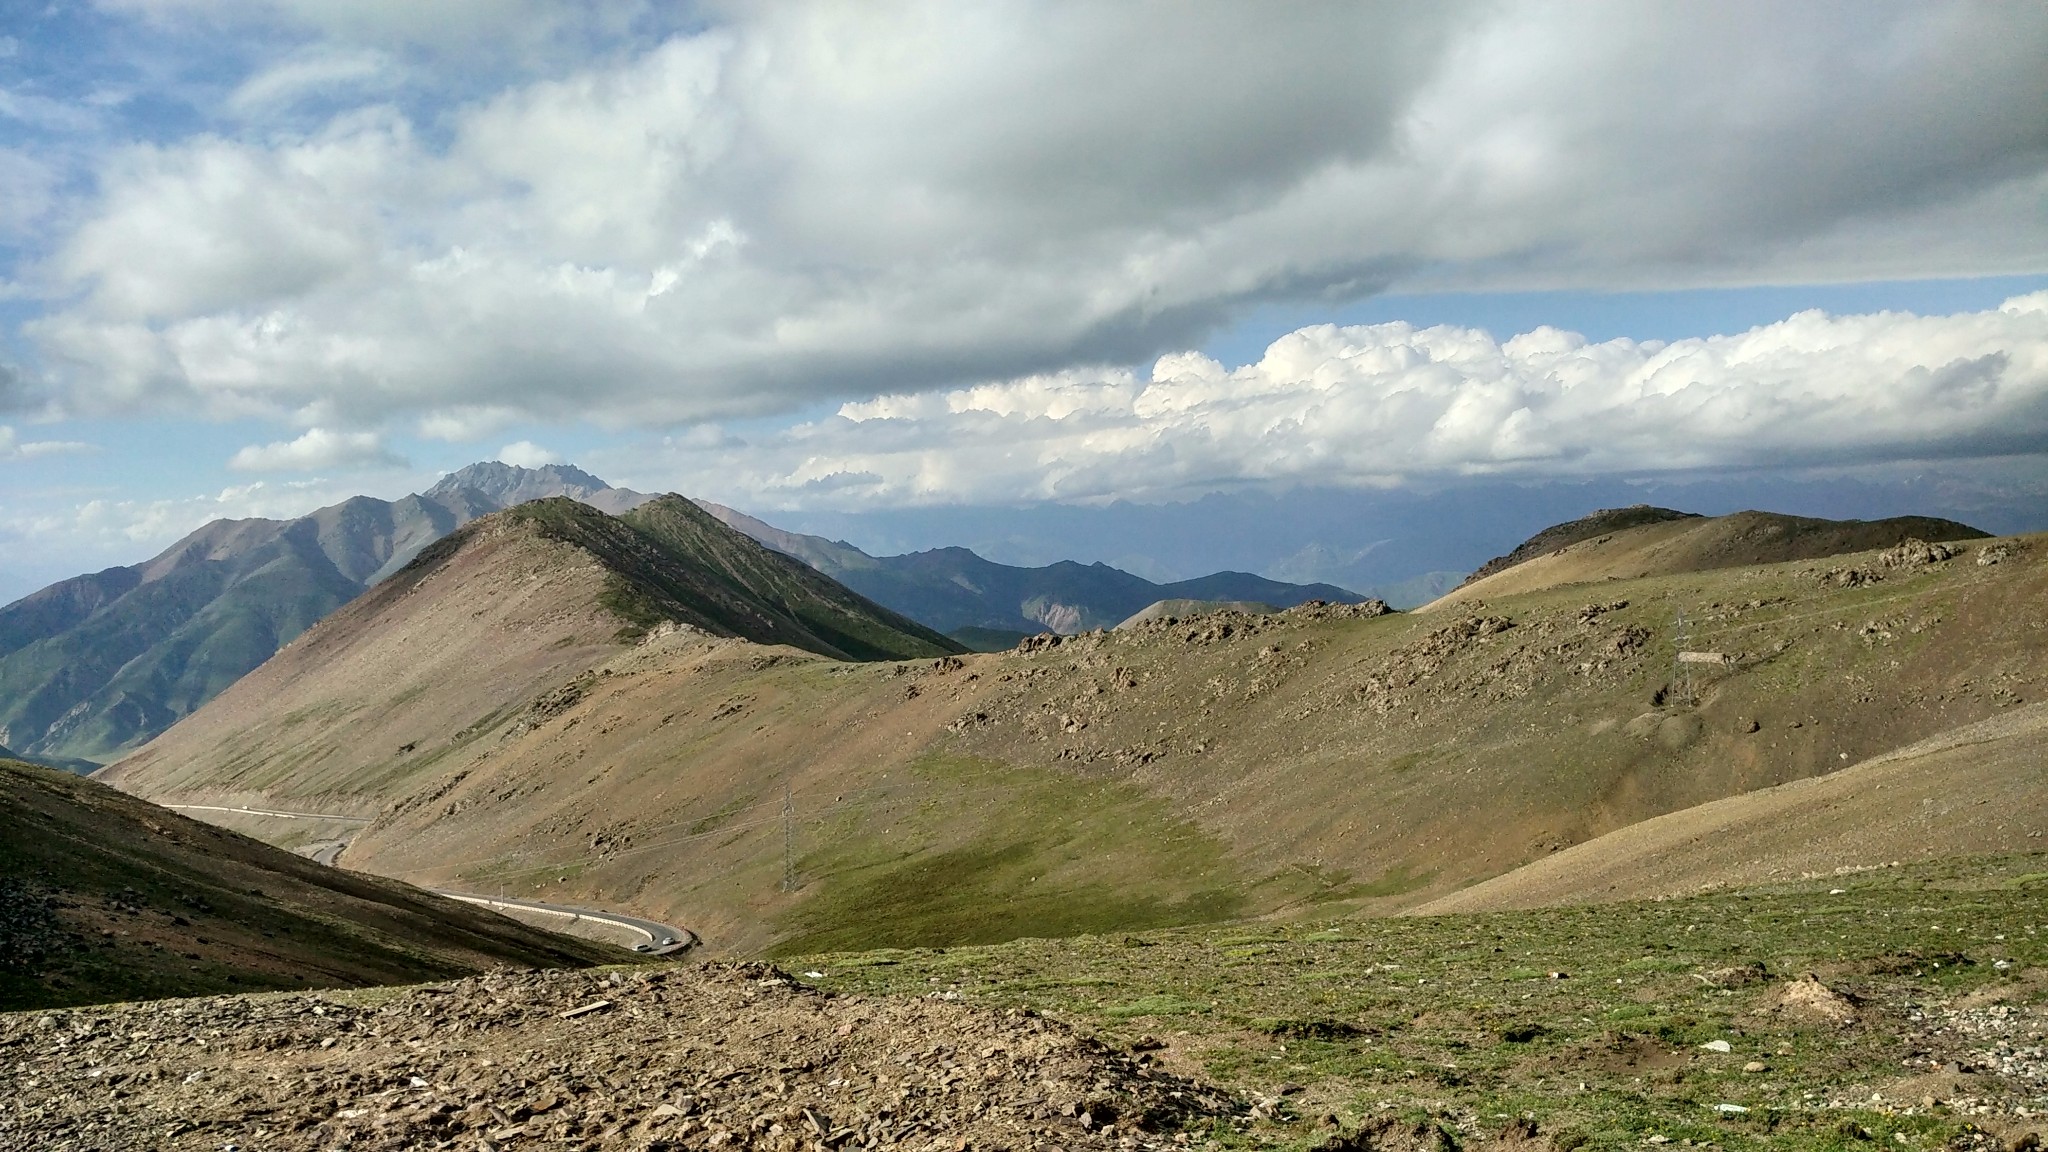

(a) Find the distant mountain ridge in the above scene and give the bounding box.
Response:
[694,502,1366,636]
[509,496,962,660]
[0,462,655,765]
[0,465,1359,764]
[426,461,655,516]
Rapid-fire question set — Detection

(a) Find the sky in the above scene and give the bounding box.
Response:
[2,1,2047,600]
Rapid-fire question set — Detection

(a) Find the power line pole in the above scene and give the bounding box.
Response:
[781,782,795,893]
[1673,609,1693,706]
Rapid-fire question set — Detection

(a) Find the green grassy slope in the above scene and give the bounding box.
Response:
[499,496,961,658]
[0,526,363,764]
[251,530,2032,961]
[796,851,2048,1151]
[0,759,624,1011]
[618,495,964,659]
[1458,504,1703,588]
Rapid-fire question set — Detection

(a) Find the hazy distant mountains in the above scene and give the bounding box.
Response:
[0,463,1358,764]
[0,463,633,764]
[695,502,1364,643]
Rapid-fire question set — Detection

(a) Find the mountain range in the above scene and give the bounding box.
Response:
[0,464,617,765]
[0,463,1358,765]
[102,497,2037,955]
[694,501,1362,641]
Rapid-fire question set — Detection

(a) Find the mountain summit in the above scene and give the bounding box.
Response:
[0,463,652,764]
[0,464,1361,763]
[102,495,960,805]
[426,462,652,515]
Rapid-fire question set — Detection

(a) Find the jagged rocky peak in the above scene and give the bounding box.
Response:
[426,461,655,516]
[427,461,611,503]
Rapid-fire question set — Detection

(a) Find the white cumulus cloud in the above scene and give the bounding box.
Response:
[494,440,562,468]
[24,2,2048,430]
[0,426,93,460]
[650,294,2048,508]
[227,426,404,471]
[226,47,396,115]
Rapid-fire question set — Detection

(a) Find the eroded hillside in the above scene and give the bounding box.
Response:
[0,759,622,1011]
[107,523,2048,955]
[1419,698,2048,914]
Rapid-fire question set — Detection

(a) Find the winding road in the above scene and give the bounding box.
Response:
[164,803,371,824]
[161,802,696,956]
[432,893,695,955]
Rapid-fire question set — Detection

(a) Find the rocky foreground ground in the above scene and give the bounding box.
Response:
[0,962,1237,1152]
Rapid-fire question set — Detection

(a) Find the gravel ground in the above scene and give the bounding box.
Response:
[0,962,1236,1151]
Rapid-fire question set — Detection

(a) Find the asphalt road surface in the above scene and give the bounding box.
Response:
[303,839,349,866]
[161,802,695,955]
[164,803,372,824]
[432,892,695,956]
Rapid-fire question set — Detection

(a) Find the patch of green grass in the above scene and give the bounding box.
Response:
[1105,993,1212,1018]
[766,754,1250,955]
[789,851,2048,1152]
[1620,955,1695,973]
[1348,864,1437,899]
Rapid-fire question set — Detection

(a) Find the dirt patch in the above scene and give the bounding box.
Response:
[1556,1031,1693,1076]
[1762,974,1862,1025]
[1309,1113,1464,1151]
[0,962,1236,1151]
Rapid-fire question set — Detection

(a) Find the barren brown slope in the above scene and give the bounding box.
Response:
[100,499,959,809]
[0,759,621,1011]
[1413,700,2048,914]
[1454,504,1701,588]
[98,511,636,808]
[109,522,2047,956]
[1427,508,1988,608]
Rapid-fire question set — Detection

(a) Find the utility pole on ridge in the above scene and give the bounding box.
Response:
[781,782,795,893]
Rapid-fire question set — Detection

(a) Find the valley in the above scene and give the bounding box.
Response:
[9,13,2044,1150]
[101,504,2047,958]
[8,495,2045,1151]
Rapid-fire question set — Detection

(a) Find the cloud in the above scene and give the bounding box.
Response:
[417,405,523,441]
[0,146,60,240]
[227,426,404,470]
[100,0,665,62]
[0,426,93,460]
[494,440,561,468]
[25,3,2048,430]
[644,294,2048,508]
[1,476,385,569]
[226,47,395,114]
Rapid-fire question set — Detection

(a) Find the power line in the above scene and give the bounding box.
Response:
[1673,608,1693,706]
[781,781,796,893]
